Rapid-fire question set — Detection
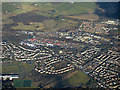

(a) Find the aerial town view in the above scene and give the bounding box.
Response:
[1,1,120,89]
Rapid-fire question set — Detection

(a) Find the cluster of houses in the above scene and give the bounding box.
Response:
[74,32,111,45]
[16,20,116,47]
[2,41,97,75]
[16,31,34,35]
[1,18,119,88]
[1,42,53,61]
[20,36,80,49]
[113,34,120,40]
[49,28,110,45]
[1,39,120,89]
[0,42,13,59]
[1,41,76,75]
[79,21,117,35]
[82,50,120,89]
[79,47,100,61]
[101,20,119,25]
[35,58,74,74]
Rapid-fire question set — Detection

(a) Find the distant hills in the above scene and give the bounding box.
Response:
[95,2,119,19]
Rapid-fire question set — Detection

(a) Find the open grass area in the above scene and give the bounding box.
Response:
[20,62,35,73]
[11,22,44,31]
[12,9,27,15]
[54,2,96,15]
[11,19,78,31]
[3,2,96,16]
[2,62,21,74]
[3,2,36,15]
[64,71,90,84]
[2,3,18,13]
[43,19,57,28]
[3,2,96,32]
[13,4,37,15]
[21,4,36,12]
[2,62,34,74]
[34,2,96,17]
[54,70,90,87]
[54,21,76,29]
[66,14,99,21]
[42,19,78,31]
[2,18,14,25]
[44,22,77,32]
[65,19,79,24]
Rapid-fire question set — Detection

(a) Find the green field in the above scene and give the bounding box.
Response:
[20,62,35,73]
[2,2,96,16]
[2,62,34,74]
[11,19,78,31]
[43,19,78,31]
[2,3,18,13]
[54,71,90,88]
[3,2,96,32]
[54,2,96,15]
[11,22,44,31]
[33,2,96,16]
[2,62,21,74]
